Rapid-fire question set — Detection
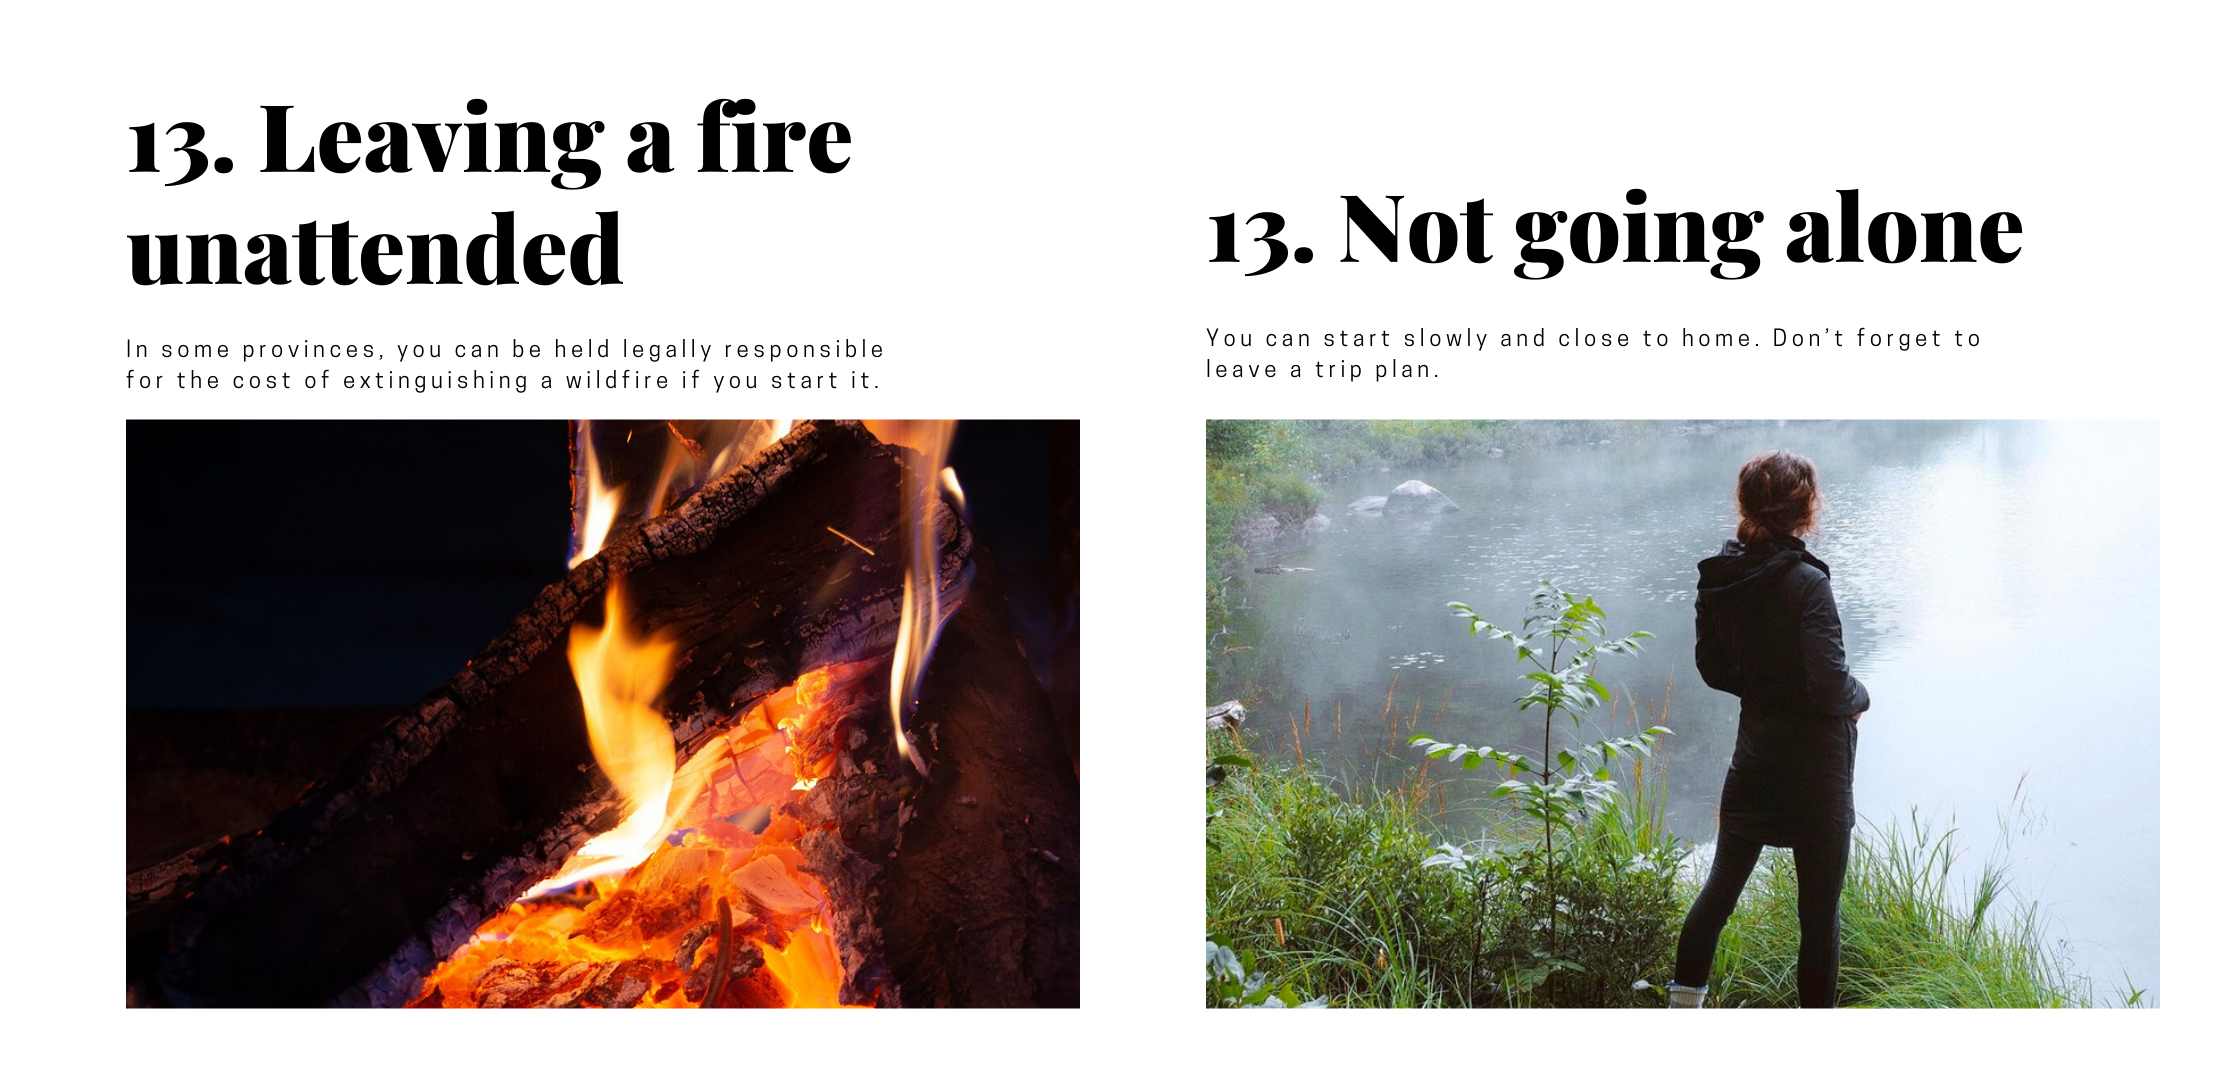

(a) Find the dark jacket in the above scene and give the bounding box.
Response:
[1695,532,1870,846]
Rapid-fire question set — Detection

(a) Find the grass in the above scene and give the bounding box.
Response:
[1206,735,1468,1007]
[1206,723,1677,1008]
[1711,811,2105,1008]
[1208,731,2125,1008]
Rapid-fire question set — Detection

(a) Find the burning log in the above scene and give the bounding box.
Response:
[154,419,971,1007]
[856,559,1081,1006]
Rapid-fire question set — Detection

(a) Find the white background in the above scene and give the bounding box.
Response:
[7,0,2226,1074]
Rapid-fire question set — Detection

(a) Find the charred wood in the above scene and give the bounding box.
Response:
[155,420,968,1007]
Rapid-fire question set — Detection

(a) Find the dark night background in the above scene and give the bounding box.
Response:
[127,420,1077,711]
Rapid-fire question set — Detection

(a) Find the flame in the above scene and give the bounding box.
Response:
[569,430,621,569]
[869,421,958,776]
[417,662,881,1008]
[760,926,848,1008]
[940,465,967,514]
[529,580,702,895]
[674,420,792,505]
[570,420,795,568]
[722,420,792,473]
[416,420,960,1008]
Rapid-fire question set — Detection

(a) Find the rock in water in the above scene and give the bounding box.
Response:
[1304,513,1332,532]
[1348,496,1388,515]
[1233,512,1282,547]
[1384,480,1458,514]
[1206,701,1248,732]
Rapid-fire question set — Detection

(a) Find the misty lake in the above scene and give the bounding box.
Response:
[1213,420,2158,999]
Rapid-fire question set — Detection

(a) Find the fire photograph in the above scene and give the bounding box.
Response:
[1205,420,2157,1009]
[127,420,1079,1008]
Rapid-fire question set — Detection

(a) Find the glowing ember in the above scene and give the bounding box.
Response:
[414,662,878,1008]
[423,420,961,1008]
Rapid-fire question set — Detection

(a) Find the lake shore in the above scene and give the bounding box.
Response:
[1206,728,2131,1008]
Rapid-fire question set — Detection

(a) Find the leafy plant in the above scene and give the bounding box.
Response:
[1206,420,1282,466]
[1418,803,1681,1007]
[1207,935,1328,1008]
[1410,582,1663,953]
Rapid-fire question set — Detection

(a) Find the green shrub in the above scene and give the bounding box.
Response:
[1422,858,1657,1006]
[1208,730,1681,1008]
[1207,419,1281,467]
[1258,472,1323,524]
[1206,467,1251,550]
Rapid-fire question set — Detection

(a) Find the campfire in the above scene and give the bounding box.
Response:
[409,422,917,1008]
[414,659,879,1008]
[128,420,1079,1008]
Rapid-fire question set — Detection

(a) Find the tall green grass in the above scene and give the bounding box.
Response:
[1208,730,2129,1008]
[1206,749,1468,1007]
[1710,810,2104,1007]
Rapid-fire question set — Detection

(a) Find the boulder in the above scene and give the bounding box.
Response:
[1206,700,1248,732]
[1384,480,1458,514]
[1303,513,1332,532]
[1347,496,1387,515]
[1232,512,1282,547]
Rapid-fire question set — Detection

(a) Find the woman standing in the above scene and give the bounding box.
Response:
[1669,450,1869,1008]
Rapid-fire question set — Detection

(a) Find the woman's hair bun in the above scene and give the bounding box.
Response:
[1735,450,1819,542]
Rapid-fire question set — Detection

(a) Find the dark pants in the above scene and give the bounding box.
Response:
[1672,831,1851,1007]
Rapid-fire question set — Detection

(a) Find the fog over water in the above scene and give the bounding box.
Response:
[1216,420,2158,999]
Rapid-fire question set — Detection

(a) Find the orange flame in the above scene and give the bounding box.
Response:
[529,580,703,896]
[569,434,621,570]
[417,662,881,1008]
[570,420,795,568]
[940,465,966,514]
[419,420,958,1007]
